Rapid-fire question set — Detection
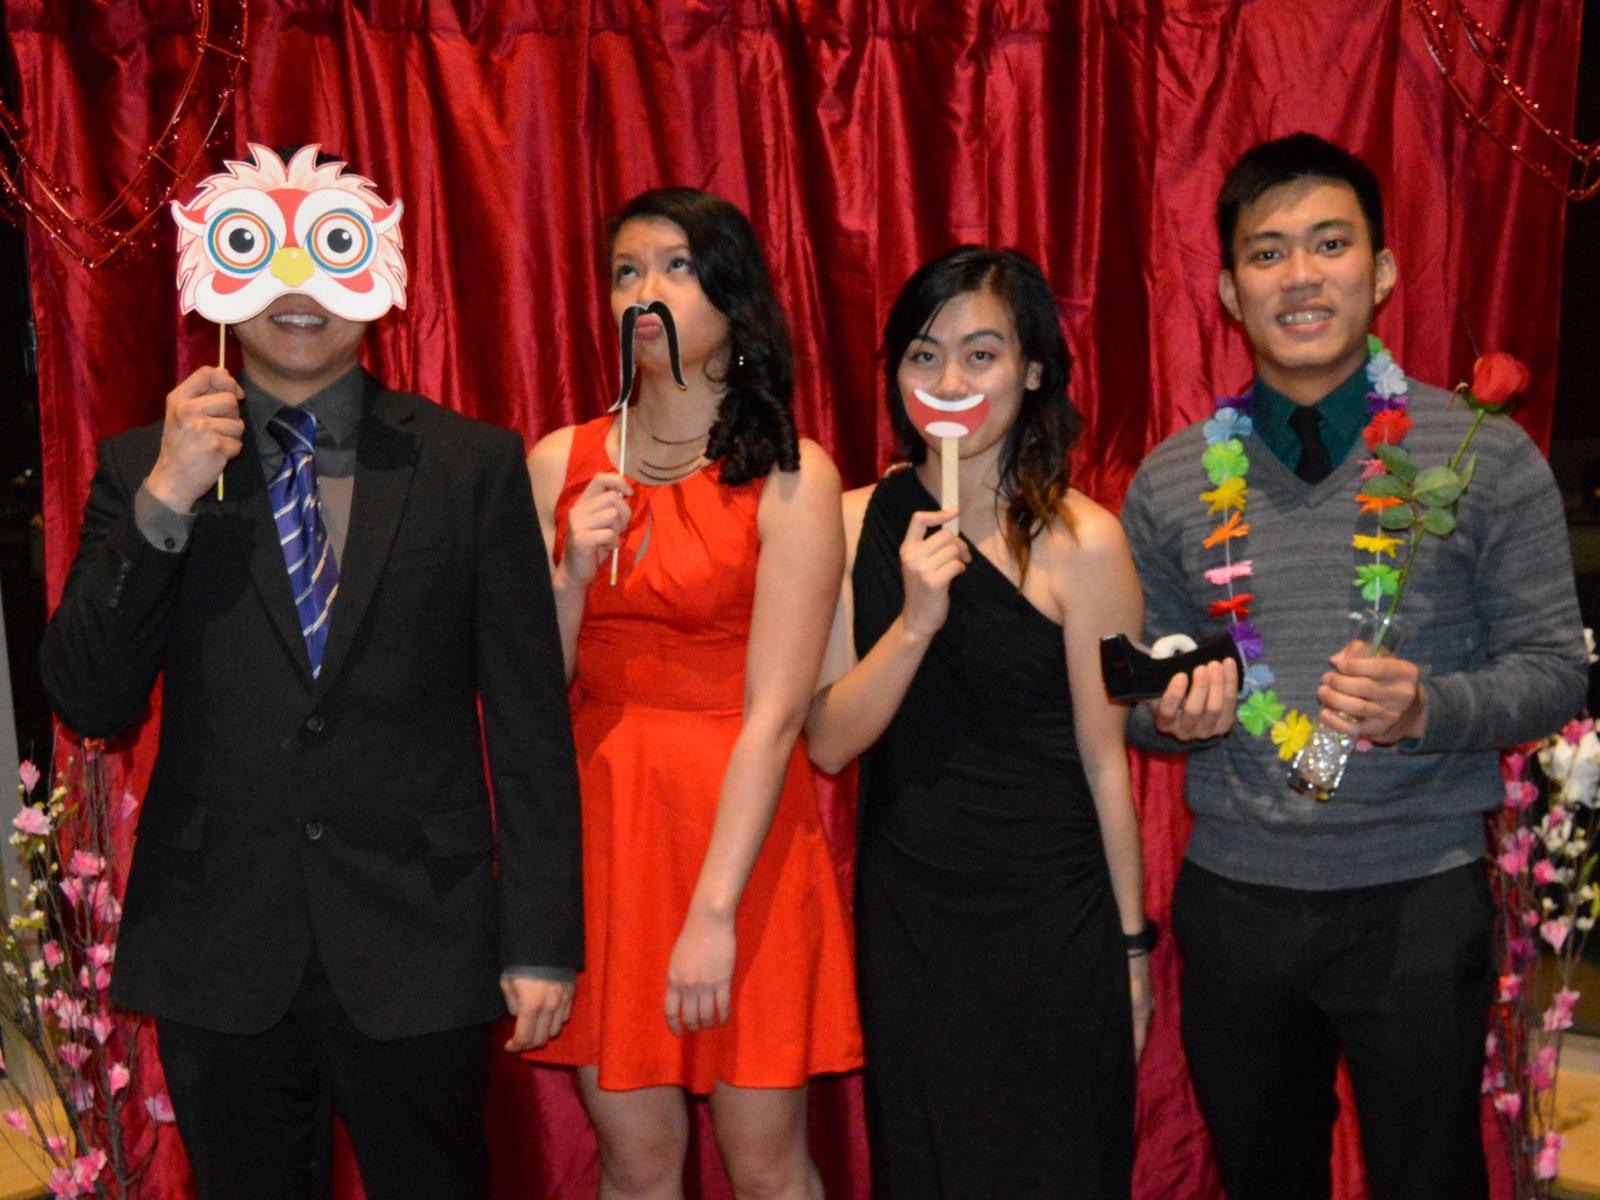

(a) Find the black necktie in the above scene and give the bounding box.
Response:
[1288,407,1332,484]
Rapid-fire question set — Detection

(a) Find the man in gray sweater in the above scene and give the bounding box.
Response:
[1121,133,1588,1198]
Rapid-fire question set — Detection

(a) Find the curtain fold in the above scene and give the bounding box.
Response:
[8,1,1578,1195]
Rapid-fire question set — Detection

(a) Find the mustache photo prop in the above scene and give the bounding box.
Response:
[1099,632,1245,702]
[908,389,991,538]
[609,300,688,584]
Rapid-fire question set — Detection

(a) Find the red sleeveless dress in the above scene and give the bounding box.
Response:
[524,415,863,1092]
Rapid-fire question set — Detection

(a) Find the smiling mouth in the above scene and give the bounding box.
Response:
[271,312,328,329]
[1277,308,1332,327]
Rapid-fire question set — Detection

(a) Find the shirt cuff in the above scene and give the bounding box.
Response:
[134,482,196,554]
[501,965,577,984]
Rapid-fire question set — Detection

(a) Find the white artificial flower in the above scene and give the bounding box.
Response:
[1368,352,1408,398]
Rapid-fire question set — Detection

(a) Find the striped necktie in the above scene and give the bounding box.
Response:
[266,407,339,678]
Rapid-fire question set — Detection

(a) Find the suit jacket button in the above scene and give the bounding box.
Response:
[304,714,327,737]
[304,820,324,842]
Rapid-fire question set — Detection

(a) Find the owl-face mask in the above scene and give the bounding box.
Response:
[171,144,407,325]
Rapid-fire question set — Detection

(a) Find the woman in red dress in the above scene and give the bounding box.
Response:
[525,188,862,1197]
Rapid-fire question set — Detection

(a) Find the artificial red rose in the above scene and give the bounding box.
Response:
[1363,408,1413,450]
[1469,352,1531,412]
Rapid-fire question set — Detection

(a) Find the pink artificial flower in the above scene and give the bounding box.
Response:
[1505,779,1537,810]
[91,881,120,926]
[2,1110,26,1133]
[57,1043,90,1072]
[1203,561,1254,586]
[1493,1091,1522,1119]
[107,1063,129,1094]
[1545,1004,1575,1033]
[1505,750,1528,779]
[1486,1030,1499,1056]
[45,1135,66,1157]
[1532,1046,1559,1091]
[67,851,103,879]
[1552,805,1570,827]
[58,878,83,909]
[65,1080,91,1113]
[71,1150,106,1188]
[53,996,85,1033]
[45,1166,83,1198]
[1511,936,1536,967]
[41,940,62,969]
[1482,1063,1501,1094]
[90,1016,111,1046]
[13,806,51,837]
[1524,908,1542,929]
[1536,1131,1566,1180]
[1498,974,1523,1003]
[1359,457,1388,480]
[1542,919,1572,953]
[86,944,113,969]
[144,1092,176,1124]
[75,964,111,992]
[1562,719,1593,746]
[1557,987,1581,1012]
[17,761,39,795]
[1498,845,1530,876]
[119,792,137,821]
[1534,860,1559,886]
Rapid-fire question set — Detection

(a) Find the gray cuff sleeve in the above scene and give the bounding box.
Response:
[501,965,577,984]
[1126,700,1224,755]
[133,482,196,554]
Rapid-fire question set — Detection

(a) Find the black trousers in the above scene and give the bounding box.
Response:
[156,951,490,1200]
[1173,859,1494,1200]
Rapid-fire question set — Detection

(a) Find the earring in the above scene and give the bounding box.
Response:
[736,352,746,368]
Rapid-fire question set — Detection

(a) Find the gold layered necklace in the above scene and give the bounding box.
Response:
[631,419,711,484]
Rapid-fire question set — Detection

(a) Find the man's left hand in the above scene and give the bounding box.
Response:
[1317,640,1427,745]
[500,976,575,1052]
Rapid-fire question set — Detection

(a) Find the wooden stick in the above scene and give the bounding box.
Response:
[609,401,628,585]
[941,436,959,538]
[216,324,227,502]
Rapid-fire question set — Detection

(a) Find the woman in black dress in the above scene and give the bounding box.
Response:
[806,246,1150,1198]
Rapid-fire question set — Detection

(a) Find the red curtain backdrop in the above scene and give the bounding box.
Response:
[6,1,1580,1196]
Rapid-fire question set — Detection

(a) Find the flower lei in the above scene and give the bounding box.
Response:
[1201,334,1412,760]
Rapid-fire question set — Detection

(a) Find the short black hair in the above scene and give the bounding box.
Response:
[1216,133,1385,270]
[270,145,352,173]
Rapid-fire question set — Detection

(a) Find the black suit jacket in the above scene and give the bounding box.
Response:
[41,376,582,1039]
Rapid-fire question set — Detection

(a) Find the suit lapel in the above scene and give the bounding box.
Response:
[219,410,316,685]
[314,386,420,691]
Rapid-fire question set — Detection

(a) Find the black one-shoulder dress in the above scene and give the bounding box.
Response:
[851,468,1134,1198]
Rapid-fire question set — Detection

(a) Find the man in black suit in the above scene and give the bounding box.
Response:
[41,281,582,1197]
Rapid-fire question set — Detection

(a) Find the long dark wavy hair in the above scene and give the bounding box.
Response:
[608,189,799,486]
[883,246,1081,579]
